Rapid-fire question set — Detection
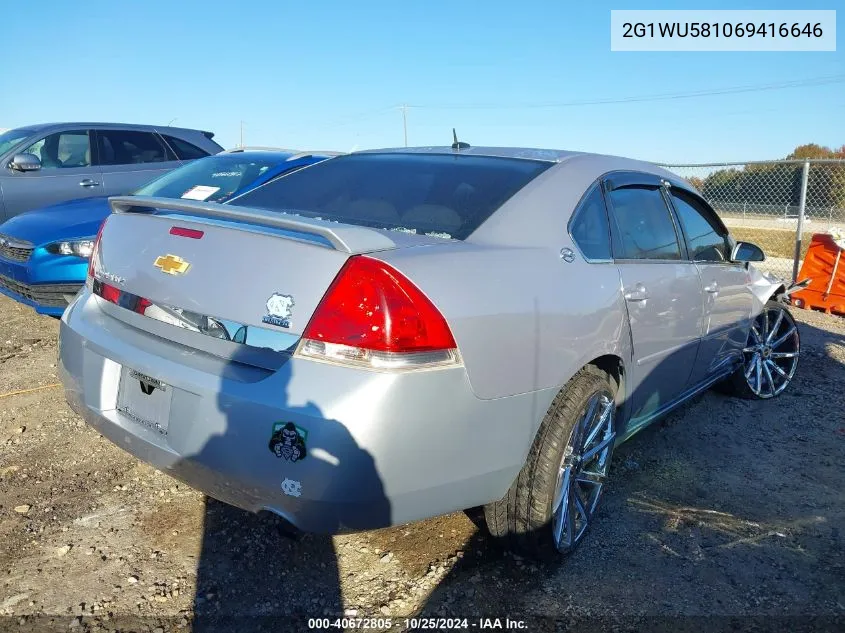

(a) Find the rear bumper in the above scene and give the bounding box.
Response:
[59,291,549,533]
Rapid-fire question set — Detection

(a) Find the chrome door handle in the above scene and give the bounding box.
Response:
[79,179,100,187]
[704,282,719,294]
[623,283,649,302]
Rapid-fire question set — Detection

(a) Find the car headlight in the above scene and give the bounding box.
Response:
[46,240,95,258]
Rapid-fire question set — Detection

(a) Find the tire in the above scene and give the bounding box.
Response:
[721,299,800,400]
[484,366,617,560]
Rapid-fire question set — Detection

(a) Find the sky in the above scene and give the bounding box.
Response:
[0,0,842,164]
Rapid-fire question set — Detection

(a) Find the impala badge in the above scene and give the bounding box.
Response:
[154,254,191,275]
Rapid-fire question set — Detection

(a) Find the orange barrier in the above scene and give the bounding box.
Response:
[791,233,845,316]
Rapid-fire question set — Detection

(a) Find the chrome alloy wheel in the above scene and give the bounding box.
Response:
[743,304,800,398]
[552,390,615,553]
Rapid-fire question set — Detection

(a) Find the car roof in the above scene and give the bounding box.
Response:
[449,149,683,247]
[12,122,213,136]
[354,146,584,162]
[352,145,681,185]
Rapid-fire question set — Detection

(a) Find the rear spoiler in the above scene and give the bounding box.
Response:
[108,196,397,254]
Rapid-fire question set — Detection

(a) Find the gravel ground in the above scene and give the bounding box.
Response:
[0,294,843,632]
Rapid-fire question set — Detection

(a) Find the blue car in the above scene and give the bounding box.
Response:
[0,150,334,316]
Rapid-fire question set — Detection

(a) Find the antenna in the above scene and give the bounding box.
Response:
[451,128,470,151]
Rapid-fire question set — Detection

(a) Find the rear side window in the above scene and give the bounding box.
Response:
[607,186,681,260]
[569,185,611,261]
[670,190,730,262]
[232,153,553,240]
[97,130,168,165]
[162,135,210,160]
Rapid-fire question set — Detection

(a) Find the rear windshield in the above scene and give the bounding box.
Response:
[134,154,286,203]
[231,153,553,240]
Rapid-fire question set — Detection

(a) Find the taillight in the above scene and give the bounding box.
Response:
[97,281,121,303]
[88,218,150,316]
[296,255,460,370]
[93,279,151,315]
[86,220,108,284]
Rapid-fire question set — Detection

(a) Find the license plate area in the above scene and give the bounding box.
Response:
[116,368,173,436]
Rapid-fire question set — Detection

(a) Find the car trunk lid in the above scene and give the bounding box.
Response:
[91,196,403,356]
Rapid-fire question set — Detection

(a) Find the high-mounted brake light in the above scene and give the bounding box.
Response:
[170,226,204,239]
[296,256,460,370]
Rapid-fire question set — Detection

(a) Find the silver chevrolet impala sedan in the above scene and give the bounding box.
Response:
[58,146,799,558]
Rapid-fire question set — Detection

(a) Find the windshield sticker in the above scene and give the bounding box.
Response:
[269,422,308,462]
[210,171,242,178]
[181,185,220,201]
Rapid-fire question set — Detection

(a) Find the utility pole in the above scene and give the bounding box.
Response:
[400,105,408,147]
[240,121,244,148]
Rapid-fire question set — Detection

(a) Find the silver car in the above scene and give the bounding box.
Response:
[58,147,800,558]
[0,123,223,221]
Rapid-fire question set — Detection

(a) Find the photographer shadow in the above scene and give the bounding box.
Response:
[163,342,390,632]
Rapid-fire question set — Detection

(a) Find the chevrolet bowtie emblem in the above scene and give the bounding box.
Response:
[154,254,190,275]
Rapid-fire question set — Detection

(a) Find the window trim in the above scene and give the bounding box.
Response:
[602,171,689,263]
[664,185,736,265]
[155,132,179,161]
[604,170,664,191]
[92,129,172,167]
[157,133,210,162]
[567,181,614,264]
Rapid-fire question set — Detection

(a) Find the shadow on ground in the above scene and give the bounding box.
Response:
[180,342,390,632]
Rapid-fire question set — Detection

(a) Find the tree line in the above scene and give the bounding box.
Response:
[686,144,845,209]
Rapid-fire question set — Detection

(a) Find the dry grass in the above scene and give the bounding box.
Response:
[730,226,811,260]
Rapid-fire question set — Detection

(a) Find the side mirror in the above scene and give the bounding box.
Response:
[731,241,765,263]
[9,153,41,172]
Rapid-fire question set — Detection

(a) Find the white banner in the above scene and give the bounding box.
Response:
[611,10,836,52]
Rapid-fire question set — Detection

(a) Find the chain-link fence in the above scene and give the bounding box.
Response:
[659,159,845,281]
